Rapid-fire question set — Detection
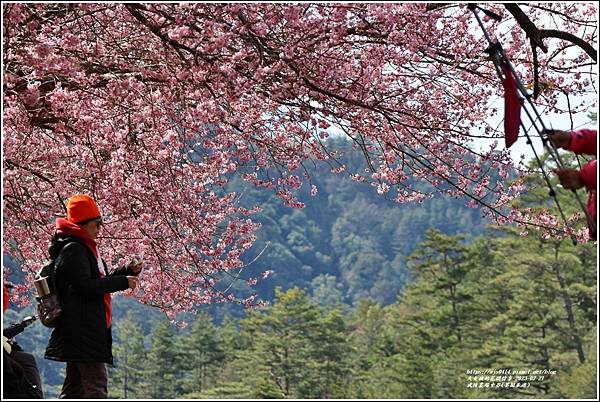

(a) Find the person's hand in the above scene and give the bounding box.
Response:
[127,276,139,290]
[545,129,571,149]
[129,260,144,274]
[554,168,583,190]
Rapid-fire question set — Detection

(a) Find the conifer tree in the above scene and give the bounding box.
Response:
[108,311,147,399]
[139,321,181,398]
[235,287,350,398]
[177,311,225,394]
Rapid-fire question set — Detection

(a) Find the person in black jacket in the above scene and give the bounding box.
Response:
[44,194,143,399]
[3,284,44,399]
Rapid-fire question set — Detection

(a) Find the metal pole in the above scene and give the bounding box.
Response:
[468,4,594,243]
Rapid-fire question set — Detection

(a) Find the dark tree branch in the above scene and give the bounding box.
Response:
[539,29,597,62]
[425,3,452,12]
[504,4,596,61]
[530,37,541,99]
[124,3,196,66]
[503,3,597,99]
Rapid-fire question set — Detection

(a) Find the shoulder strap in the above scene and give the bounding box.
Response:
[38,238,84,280]
[49,236,84,260]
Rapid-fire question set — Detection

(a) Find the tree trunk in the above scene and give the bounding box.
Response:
[553,245,585,363]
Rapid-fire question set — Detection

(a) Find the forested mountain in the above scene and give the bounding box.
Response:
[213,137,488,316]
[101,225,595,400]
[3,3,597,399]
[4,147,595,399]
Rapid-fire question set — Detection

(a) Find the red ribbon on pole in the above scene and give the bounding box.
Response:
[503,64,521,148]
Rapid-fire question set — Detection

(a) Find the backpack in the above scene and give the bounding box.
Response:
[34,238,80,328]
[35,264,62,328]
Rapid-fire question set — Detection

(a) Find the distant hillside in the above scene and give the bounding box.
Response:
[4,142,490,397]
[206,139,488,320]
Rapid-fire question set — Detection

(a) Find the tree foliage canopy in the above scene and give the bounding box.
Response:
[3,3,597,311]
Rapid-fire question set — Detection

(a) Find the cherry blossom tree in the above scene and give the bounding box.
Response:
[2,3,597,315]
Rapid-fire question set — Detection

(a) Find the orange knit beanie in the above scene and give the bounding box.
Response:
[66,194,101,224]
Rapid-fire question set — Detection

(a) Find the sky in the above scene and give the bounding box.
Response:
[474,91,598,165]
[471,3,599,165]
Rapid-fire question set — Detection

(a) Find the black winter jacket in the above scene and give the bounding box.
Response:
[44,236,134,364]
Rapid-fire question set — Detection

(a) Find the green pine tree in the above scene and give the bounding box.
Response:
[177,311,225,395]
[138,320,181,398]
[234,287,350,398]
[108,311,147,399]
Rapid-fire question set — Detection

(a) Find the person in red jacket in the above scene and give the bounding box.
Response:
[547,128,597,238]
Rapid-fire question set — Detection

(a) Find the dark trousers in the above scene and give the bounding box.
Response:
[60,361,108,399]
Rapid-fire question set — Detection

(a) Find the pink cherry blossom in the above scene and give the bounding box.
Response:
[2,3,596,313]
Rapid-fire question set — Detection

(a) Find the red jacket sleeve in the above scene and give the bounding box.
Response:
[567,129,597,156]
[579,160,597,190]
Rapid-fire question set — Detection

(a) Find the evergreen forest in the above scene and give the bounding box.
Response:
[3,141,596,399]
